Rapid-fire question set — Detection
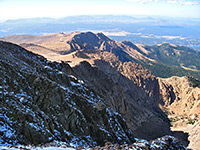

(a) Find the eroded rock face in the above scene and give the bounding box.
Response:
[158,76,200,150]
[0,41,134,146]
[67,32,132,62]
[188,121,200,150]
[63,33,198,146]
[67,32,114,52]
[72,51,172,140]
[1,32,193,147]
[158,76,200,117]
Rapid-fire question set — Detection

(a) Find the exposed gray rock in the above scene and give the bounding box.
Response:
[0,41,134,146]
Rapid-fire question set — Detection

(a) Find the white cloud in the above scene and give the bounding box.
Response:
[126,0,155,3]
[181,1,200,5]
[125,0,200,5]
[167,0,177,4]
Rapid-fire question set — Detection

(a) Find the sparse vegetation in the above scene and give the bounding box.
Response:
[169,115,198,127]
[187,119,195,125]
[188,76,200,88]
[135,43,200,79]
[143,62,200,79]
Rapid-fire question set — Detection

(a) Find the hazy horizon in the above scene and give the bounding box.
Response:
[0,0,200,22]
[1,14,200,22]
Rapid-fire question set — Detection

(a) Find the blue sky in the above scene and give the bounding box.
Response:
[0,0,199,21]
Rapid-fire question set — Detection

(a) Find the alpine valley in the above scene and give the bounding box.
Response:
[0,31,200,150]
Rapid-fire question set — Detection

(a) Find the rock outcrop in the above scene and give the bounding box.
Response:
[2,32,197,148]
[187,121,200,150]
[158,76,200,119]
[71,50,172,140]
[0,135,188,150]
[158,76,200,150]
[0,41,134,146]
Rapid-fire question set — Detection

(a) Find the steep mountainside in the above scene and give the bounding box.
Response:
[137,43,200,78]
[158,76,200,150]
[120,42,200,79]
[0,39,189,150]
[158,76,200,118]
[1,32,200,149]
[0,41,134,146]
[144,43,200,70]
[1,31,200,79]
[72,56,172,140]
[67,33,199,149]
[187,121,200,150]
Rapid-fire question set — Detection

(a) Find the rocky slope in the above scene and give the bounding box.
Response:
[0,41,135,146]
[143,43,200,70]
[2,32,199,148]
[11,31,197,79]
[2,31,200,79]
[0,135,187,150]
[158,76,200,150]
[70,33,200,149]
[59,43,172,141]
[158,76,200,118]
[187,121,200,150]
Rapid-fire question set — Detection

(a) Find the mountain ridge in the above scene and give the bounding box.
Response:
[1,32,200,149]
[1,31,200,79]
[0,39,190,149]
[0,40,135,146]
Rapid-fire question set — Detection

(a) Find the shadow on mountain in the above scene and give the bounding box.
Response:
[173,131,189,146]
[73,60,189,147]
[0,30,191,147]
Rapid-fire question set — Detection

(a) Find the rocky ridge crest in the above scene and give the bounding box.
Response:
[0,41,134,146]
[1,32,199,148]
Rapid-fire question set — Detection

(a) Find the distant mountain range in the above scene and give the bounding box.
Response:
[0,15,200,51]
